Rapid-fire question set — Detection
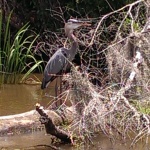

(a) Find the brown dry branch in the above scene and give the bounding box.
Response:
[56,0,150,145]
[64,42,149,144]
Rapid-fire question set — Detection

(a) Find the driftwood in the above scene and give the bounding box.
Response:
[0,106,74,136]
[36,103,73,143]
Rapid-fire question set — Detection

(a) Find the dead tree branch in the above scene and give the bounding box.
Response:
[89,0,144,46]
[36,103,73,143]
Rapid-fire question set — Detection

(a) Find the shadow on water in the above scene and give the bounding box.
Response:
[0,74,150,149]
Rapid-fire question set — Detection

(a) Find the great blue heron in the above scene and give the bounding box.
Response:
[41,19,90,89]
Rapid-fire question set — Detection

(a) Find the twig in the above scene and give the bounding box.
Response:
[89,0,144,46]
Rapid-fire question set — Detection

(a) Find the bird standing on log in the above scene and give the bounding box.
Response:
[41,19,91,89]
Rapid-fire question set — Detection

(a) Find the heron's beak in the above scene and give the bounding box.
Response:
[65,19,91,35]
[69,18,91,28]
[75,19,91,27]
[81,22,91,27]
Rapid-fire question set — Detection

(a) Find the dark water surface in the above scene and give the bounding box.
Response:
[0,75,150,149]
[0,84,41,116]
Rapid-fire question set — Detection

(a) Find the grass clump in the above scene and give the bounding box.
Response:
[0,11,43,84]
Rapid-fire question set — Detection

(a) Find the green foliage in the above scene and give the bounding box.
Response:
[131,100,150,115]
[137,102,150,115]
[0,11,43,84]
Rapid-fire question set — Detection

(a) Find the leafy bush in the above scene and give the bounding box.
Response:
[0,11,43,84]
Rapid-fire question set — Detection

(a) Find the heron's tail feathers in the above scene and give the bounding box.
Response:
[41,78,48,89]
[41,76,56,89]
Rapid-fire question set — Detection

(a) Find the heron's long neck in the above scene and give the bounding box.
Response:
[70,33,78,49]
[68,32,78,58]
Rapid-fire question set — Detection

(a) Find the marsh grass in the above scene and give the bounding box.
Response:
[0,11,43,84]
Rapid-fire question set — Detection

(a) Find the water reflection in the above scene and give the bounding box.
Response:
[0,132,149,150]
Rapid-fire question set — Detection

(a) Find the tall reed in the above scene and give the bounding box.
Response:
[0,11,43,84]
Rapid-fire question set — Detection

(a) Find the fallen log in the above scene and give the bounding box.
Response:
[0,105,74,136]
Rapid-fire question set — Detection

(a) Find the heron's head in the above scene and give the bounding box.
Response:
[65,19,91,36]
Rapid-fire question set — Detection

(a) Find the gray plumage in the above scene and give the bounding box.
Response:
[41,47,76,89]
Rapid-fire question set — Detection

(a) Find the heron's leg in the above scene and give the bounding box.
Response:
[55,78,58,107]
[59,76,62,105]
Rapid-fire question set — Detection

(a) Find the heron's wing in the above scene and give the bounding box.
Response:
[45,49,67,74]
[41,48,68,89]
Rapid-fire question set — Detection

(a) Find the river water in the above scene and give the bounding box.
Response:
[0,75,55,116]
[0,75,150,149]
[0,131,149,150]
